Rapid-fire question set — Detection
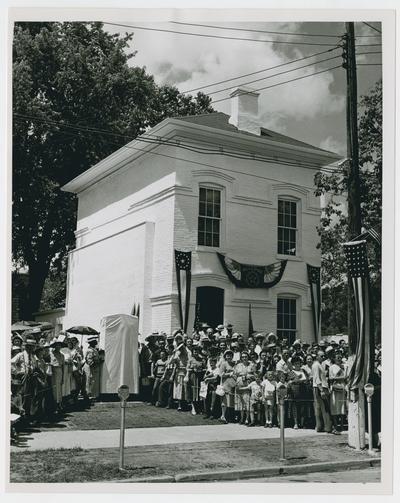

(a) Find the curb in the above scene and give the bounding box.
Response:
[113,457,380,483]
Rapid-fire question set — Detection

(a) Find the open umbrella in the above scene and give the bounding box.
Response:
[66,326,100,346]
[11,321,41,333]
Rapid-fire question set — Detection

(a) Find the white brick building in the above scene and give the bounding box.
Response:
[62,88,341,343]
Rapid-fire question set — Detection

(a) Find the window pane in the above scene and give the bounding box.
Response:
[205,219,212,232]
[199,188,206,202]
[214,191,220,204]
[206,189,213,204]
[214,204,220,218]
[213,234,220,247]
[212,219,219,233]
[199,201,206,216]
[198,217,205,231]
[205,233,212,246]
[198,231,204,246]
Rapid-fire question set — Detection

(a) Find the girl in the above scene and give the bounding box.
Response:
[239,374,263,426]
[218,349,236,423]
[262,371,276,427]
[329,351,347,433]
[234,351,256,425]
[61,337,74,406]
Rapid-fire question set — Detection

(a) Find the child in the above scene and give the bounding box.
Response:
[239,374,263,426]
[151,350,168,405]
[275,371,288,428]
[262,371,276,427]
[202,357,220,419]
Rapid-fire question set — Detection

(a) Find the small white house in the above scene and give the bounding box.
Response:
[62,87,341,343]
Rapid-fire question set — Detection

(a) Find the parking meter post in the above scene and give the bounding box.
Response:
[119,401,126,470]
[277,384,287,462]
[117,385,130,471]
[364,383,375,454]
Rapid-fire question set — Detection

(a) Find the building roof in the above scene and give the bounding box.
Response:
[173,112,336,156]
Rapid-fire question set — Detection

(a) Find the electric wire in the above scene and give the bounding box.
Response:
[104,22,344,47]
[13,114,343,175]
[204,54,341,96]
[362,22,382,35]
[170,21,381,38]
[211,65,342,104]
[13,122,340,191]
[183,46,341,94]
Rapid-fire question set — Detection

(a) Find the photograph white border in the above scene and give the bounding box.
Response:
[0,1,397,500]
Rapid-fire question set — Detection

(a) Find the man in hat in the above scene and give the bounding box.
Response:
[83,336,101,400]
[311,350,332,433]
[11,336,42,422]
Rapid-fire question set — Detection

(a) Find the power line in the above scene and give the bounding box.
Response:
[211,65,342,104]
[183,47,340,94]
[362,22,382,35]
[15,122,340,191]
[104,22,339,47]
[14,113,342,174]
[104,22,381,48]
[170,21,380,38]
[357,63,382,66]
[204,54,341,96]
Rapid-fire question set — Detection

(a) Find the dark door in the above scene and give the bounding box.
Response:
[196,286,224,329]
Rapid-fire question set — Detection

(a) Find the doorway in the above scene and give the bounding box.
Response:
[196,286,224,329]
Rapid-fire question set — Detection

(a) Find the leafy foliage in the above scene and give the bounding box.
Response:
[13,22,213,315]
[315,80,382,336]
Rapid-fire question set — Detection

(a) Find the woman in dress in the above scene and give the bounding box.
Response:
[218,349,236,423]
[49,339,65,413]
[329,351,347,433]
[233,351,256,425]
[185,345,206,415]
[172,335,190,411]
[287,356,307,429]
[301,353,315,427]
[61,337,74,405]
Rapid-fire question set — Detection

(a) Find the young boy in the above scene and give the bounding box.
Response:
[262,371,276,427]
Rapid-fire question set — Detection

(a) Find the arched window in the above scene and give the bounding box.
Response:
[198,186,222,247]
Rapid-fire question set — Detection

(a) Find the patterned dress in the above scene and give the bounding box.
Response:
[234,362,256,412]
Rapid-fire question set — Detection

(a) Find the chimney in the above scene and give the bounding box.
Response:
[228,86,260,135]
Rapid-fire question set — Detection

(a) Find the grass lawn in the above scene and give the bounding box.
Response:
[10,435,377,483]
[21,401,224,432]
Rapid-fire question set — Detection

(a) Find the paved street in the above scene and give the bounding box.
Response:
[231,467,381,483]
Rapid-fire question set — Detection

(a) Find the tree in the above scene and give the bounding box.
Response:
[315,80,382,336]
[13,22,214,317]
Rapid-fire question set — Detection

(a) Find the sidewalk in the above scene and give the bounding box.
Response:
[11,423,320,451]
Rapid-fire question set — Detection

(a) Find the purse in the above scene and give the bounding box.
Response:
[199,381,208,399]
[216,384,225,396]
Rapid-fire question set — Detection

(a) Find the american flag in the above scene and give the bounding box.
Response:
[343,240,374,389]
[307,264,321,343]
[174,250,192,332]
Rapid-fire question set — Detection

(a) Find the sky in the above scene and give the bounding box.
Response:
[105,20,382,157]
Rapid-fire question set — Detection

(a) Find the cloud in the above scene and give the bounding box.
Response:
[319,136,346,156]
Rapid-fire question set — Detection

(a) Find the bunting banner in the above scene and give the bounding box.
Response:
[217,253,287,289]
[343,240,374,389]
[175,250,192,333]
[306,264,321,343]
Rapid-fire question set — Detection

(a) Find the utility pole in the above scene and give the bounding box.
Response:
[342,21,365,450]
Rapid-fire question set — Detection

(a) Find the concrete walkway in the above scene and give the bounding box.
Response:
[12,423,325,452]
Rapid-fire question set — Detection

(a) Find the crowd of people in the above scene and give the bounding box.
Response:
[10,331,103,430]
[139,323,382,435]
[10,321,381,441]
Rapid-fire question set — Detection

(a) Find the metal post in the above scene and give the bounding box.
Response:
[119,401,126,470]
[279,398,286,461]
[277,384,287,462]
[364,383,375,454]
[117,384,130,471]
[366,396,373,453]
